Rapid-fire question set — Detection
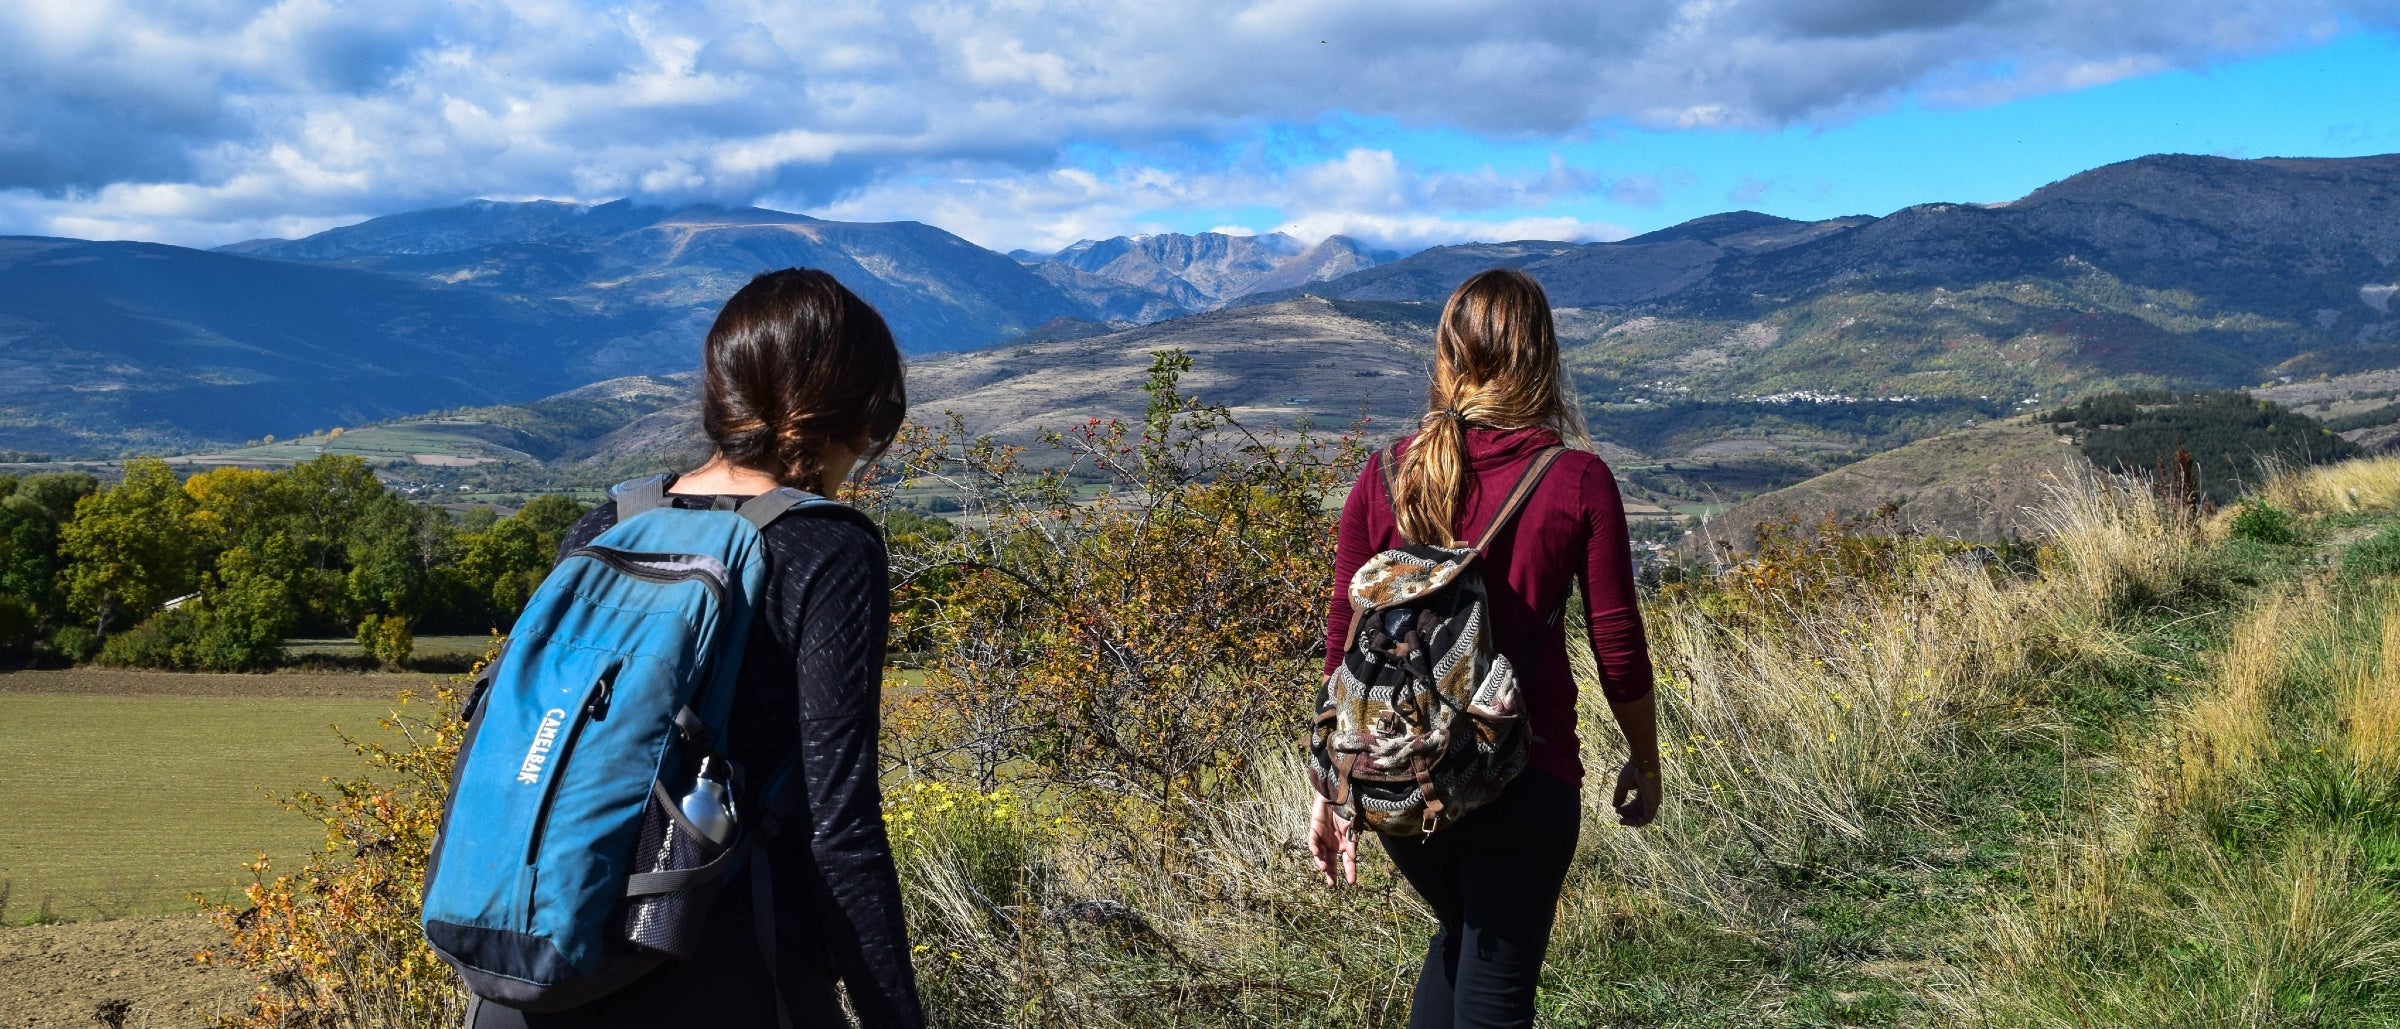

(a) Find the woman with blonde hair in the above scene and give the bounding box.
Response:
[1311,268,1660,1027]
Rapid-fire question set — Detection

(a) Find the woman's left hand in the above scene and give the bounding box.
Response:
[1308,796,1358,887]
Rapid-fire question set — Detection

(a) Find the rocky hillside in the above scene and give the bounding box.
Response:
[1023,231,1399,313]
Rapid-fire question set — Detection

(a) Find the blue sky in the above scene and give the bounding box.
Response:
[1125,31,2400,242]
[2,1,2395,253]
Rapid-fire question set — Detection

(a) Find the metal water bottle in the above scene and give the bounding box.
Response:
[679,755,735,845]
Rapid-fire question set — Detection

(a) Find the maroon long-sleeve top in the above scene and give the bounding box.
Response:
[1323,425,1655,788]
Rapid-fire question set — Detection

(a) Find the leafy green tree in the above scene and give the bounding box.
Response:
[511,495,588,543]
[454,497,588,627]
[273,455,390,631]
[0,504,55,646]
[189,534,304,671]
[345,493,433,623]
[57,458,196,635]
[14,471,98,525]
[0,472,97,641]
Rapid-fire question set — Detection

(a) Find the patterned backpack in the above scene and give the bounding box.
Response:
[1308,444,1565,836]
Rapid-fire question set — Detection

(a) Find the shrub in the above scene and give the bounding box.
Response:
[2341,525,2400,583]
[48,624,98,662]
[99,608,201,667]
[2230,500,2302,545]
[882,351,1359,845]
[358,614,415,670]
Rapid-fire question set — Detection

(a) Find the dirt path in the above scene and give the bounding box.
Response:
[0,914,248,1028]
[0,668,441,701]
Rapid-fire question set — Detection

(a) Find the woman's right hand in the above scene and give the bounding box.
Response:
[1309,796,1358,887]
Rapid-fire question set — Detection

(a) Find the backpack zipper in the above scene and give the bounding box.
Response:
[565,546,732,608]
[518,671,615,928]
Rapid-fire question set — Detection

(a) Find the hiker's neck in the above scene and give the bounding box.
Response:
[672,455,784,496]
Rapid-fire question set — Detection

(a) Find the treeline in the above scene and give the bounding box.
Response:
[0,456,585,671]
[2041,389,2363,503]
[2324,401,2400,433]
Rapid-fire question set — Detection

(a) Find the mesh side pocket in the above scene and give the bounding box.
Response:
[618,782,728,960]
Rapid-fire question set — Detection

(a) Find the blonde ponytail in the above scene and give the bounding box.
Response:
[1391,269,1585,545]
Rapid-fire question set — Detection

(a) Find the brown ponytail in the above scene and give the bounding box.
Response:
[1392,268,1586,545]
[700,269,906,494]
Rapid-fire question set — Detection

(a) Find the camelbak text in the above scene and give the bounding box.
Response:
[517,708,569,784]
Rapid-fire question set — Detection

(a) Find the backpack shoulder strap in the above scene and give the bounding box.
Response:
[1377,443,1402,513]
[734,486,836,532]
[612,474,669,520]
[1468,446,1567,554]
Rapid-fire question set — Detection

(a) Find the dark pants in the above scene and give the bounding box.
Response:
[1379,769,1582,1029]
[464,902,846,1029]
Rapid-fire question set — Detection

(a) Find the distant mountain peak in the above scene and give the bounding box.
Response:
[1036,229,1397,313]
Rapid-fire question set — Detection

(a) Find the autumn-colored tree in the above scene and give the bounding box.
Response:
[357,613,415,670]
[185,466,288,559]
[57,457,197,635]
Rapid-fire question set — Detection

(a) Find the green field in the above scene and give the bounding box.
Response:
[0,683,419,922]
[282,634,499,662]
[0,663,922,926]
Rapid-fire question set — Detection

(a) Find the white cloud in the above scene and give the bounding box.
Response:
[0,0,2384,247]
[810,149,1628,252]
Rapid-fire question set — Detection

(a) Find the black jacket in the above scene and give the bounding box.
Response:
[487,493,923,1029]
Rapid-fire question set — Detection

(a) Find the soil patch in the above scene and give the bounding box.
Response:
[0,913,248,1028]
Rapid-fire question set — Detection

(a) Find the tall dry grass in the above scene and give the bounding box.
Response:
[1961,453,2400,1026]
[892,748,1427,1027]
[1976,830,2400,1027]
[2261,453,2400,517]
[2169,587,2299,808]
[1573,469,2199,924]
[2339,605,2400,782]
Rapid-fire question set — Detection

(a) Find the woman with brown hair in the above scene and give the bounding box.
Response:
[474,268,923,1028]
[1311,268,1661,1028]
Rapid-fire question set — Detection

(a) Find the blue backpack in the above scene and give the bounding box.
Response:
[422,475,840,1020]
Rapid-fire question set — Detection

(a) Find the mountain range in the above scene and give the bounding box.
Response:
[1247,154,2400,407]
[0,204,1375,454]
[6,151,2399,468]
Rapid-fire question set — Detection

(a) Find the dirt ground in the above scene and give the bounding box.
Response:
[0,913,249,1028]
[0,668,439,701]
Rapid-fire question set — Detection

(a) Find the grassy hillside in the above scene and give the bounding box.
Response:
[1688,390,2369,552]
[163,355,2400,1026]
[1689,416,2085,549]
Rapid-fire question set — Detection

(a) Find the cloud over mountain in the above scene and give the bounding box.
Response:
[0,0,2387,249]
